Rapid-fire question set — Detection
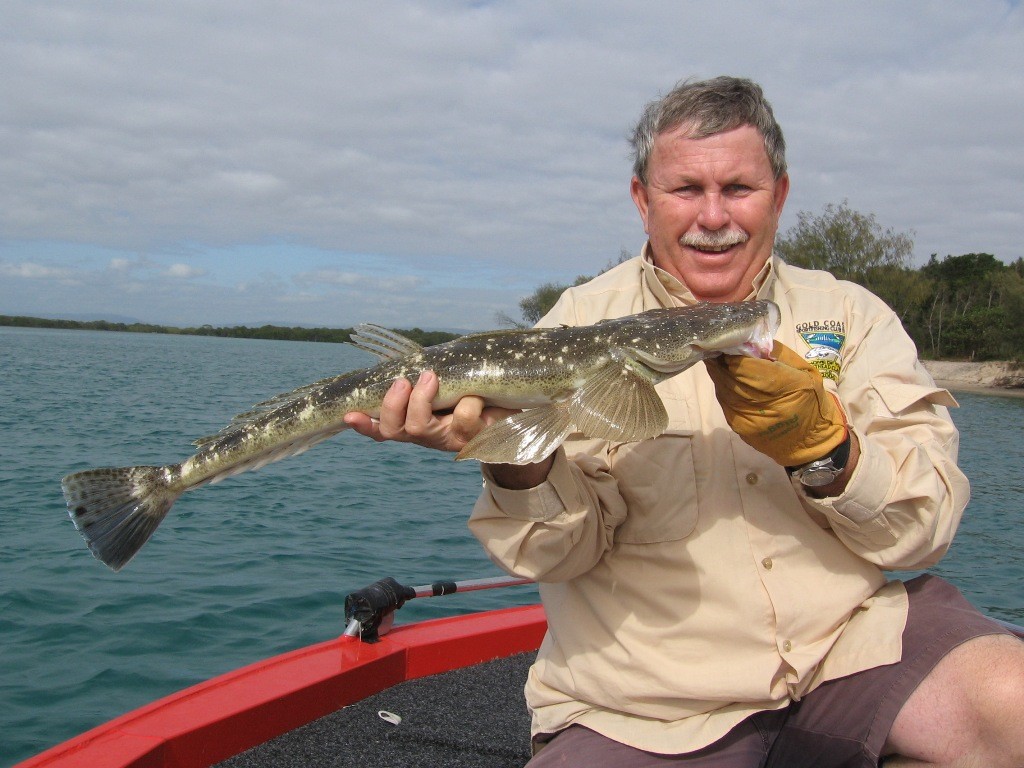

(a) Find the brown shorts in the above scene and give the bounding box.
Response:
[527,575,1016,768]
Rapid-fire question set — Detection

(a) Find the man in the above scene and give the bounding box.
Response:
[345,77,1024,766]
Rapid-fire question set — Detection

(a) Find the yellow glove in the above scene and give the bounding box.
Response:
[704,341,848,467]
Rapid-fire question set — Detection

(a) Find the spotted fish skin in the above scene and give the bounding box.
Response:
[62,300,780,570]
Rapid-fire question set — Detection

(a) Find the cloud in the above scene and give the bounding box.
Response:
[294,269,424,292]
[108,258,134,272]
[0,261,75,280]
[1,1,1022,329]
[164,263,207,279]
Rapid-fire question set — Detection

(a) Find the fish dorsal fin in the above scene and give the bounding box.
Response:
[349,324,423,360]
[567,357,668,442]
[456,403,575,465]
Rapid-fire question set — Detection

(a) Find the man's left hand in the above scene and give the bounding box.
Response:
[705,341,848,467]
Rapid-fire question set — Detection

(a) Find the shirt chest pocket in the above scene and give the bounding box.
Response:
[608,429,699,544]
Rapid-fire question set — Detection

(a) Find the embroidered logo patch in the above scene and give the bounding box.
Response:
[795,321,846,381]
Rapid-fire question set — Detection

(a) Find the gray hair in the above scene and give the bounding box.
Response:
[630,76,787,184]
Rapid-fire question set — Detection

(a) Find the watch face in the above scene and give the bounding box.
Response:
[799,465,840,487]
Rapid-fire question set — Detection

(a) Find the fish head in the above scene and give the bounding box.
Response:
[616,300,781,376]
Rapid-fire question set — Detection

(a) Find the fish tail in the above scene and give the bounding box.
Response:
[61,466,181,571]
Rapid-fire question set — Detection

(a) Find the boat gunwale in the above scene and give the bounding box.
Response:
[15,604,547,768]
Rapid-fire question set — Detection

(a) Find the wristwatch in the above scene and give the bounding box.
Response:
[787,434,852,488]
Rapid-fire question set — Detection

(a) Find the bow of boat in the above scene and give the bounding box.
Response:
[16,604,547,768]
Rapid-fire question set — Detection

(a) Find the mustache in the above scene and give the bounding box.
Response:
[679,230,749,249]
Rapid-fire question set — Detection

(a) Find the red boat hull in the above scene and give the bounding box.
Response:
[17,605,547,768]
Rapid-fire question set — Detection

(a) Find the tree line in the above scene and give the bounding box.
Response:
[774,202,1024,362]
[0,316,459,348]
[517,202,1024,363]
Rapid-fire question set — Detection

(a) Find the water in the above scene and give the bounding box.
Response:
[1,328,1021,766]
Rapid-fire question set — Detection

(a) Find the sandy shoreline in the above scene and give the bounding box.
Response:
[922,360,1024,399]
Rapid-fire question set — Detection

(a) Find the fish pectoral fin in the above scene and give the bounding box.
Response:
[457,362,668,463]
[456,404,574,465]
[568,360,668,442]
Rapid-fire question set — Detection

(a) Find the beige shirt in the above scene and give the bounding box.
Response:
[468,246,968,754]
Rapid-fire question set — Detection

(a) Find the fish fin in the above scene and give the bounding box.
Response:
[194,373,352,448]
[456,404,574,465]
[568,359,668,442]
[457,361,668,464]
[349,324,423,360]
[62,466,180,571]
[200,429,344,485]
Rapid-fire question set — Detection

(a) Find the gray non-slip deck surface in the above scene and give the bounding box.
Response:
[218,651,536,768]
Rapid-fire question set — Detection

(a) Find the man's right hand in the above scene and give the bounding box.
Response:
[343,370,497,453]
[343,371,554,489]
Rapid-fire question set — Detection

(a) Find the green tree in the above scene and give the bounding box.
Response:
[774,200,913,282]
[863,265,934,328]
[519,281,575,325]
[510,249,634,327]
[774,201,947,351]
[919,253,1024,360]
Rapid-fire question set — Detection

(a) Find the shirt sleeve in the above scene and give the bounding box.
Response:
[468,444,628,581]
[797,307,969,570]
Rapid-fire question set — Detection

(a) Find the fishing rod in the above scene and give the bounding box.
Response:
[343,574,534,642]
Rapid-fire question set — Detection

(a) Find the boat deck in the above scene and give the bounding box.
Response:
[217,651,536,768]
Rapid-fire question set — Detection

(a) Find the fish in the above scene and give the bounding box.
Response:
[62,300,780,571]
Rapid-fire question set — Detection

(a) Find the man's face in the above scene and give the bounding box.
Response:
[630,124,789,303]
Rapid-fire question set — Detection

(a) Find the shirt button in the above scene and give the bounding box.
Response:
[761,557,773,570]
[745,473,759,485]
[782,640,793,653]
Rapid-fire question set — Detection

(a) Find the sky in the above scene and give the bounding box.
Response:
[2,1,1022,331]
